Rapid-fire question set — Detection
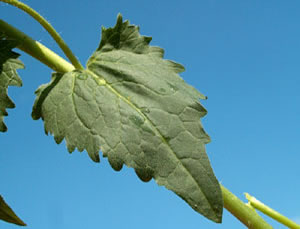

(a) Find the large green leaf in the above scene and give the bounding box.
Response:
[0,195,26,226]
[32,14,223,222]
[0,34,24,132]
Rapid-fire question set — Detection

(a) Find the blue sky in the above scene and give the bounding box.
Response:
[1,0,300,228]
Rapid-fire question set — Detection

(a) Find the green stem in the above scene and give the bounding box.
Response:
[221,185,273,228]
[0,19,74,73]
[246,193,300,229]
[0,0,83,70]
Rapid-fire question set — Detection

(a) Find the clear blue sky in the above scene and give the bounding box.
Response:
[1,0,300,228]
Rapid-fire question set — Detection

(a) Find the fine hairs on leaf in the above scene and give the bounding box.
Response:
[31,14,223,222]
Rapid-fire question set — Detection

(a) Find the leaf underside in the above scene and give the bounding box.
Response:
[32,14,223,222]
[0,195,26,226]
[0,34,24,132]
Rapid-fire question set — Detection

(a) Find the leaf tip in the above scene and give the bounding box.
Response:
[88,151,100,163]
[135,168,153,182]
[0,123,8,132]
[0,195,27,226]
[116,13,123,23]
[108,156,123,171]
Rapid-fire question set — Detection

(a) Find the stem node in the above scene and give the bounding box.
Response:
[0,0,83,70]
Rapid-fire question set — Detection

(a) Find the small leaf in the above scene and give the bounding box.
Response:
[0,195,26,226]
[0,34,24,132]
[32,14,223,222]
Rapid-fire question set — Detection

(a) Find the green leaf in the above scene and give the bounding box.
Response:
[0,195,26,226]
[32,14,223,222]
[0,34,24,132]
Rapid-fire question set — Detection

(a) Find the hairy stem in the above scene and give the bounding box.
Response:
[221,185,273,228]
[0,20,74,73]
[246,193,300,229]
[0,0,83,70]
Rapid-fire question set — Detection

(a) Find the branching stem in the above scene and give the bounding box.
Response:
[0,0,83,70]
[221,185,273,228]
[0,20,74,73]
[246,193,300,229]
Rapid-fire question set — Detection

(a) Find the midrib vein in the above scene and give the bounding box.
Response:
[86,68,217,215]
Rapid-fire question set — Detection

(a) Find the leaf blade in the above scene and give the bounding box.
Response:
[0,35,24,132]
[0,195,26,226]
[32,14,223,222]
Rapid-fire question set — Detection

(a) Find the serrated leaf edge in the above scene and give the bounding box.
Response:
[85,68,220,219]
